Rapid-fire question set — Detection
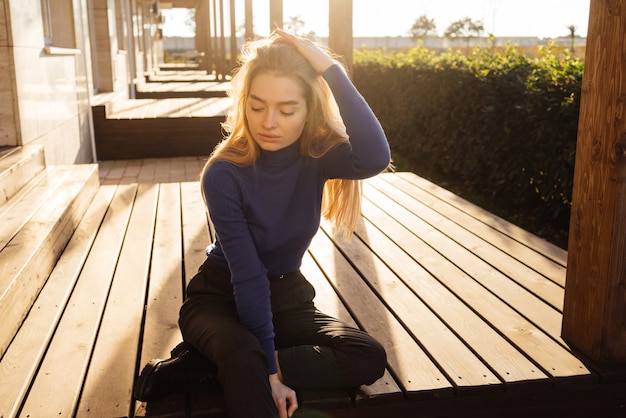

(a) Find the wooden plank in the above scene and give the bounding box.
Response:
[0,165,99,357]
[301,252,403,405]
[19,184,136,417]
[0,147,18,160]
[186,156,206,182]
[77,184,159,417]
[356,198,550,387]
[148,72,218,82]
[318,217,503,393]
[0,144,45,207]
[135,81,228,99]
[119,159,143,183]
[169,158,187,182]
[0,166,72,251]
[181,181,211,289]
[308,228,454,399]
[363,181,565,340]
[101,159,128,184]
[395,172,567,266]
[368,176,565,309]
[382,173,567,287]
[154,158,172,183]
[153,97,172,119]
[105,98,230,119]
[140,183,185,359]
[0,186,115,418]
[360,179,594,384]
[137,159,158,183]
[97,160,114,181]
[181,157,200,182]
[0,167,43,220]
[136,183,187,416]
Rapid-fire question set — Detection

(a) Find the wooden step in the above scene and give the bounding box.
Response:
[147,70,219,83]
[0,145,45,208]
[135,81,229,99]
[0,185,115,418]
[0,164,99,357]
[92,98,230,160]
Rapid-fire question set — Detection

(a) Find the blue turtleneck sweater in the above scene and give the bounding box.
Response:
[201,64,390,374]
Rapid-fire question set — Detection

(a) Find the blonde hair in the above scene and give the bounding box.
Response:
[202,33,362,237]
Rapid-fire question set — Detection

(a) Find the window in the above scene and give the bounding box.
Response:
[41,0,76,49]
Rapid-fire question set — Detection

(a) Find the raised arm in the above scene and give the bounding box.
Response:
[276,29,390,179]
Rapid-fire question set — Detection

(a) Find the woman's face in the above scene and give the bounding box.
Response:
[246,72,308,152]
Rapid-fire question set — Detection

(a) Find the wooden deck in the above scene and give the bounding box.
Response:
[97,158,624,417]
[3,68,624,416]
[2,152,625,417]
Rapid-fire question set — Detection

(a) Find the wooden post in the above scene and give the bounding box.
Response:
[328,0,353,74]
[562,0,626,365]
[195,0,212,73]
[244,0,253,41]
[269,0,283,31]
[229,0,237,71]
[217,0,227,79]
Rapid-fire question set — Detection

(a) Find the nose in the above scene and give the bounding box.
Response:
[262,110,277,129]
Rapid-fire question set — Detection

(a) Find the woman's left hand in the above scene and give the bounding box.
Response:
[275,28,336,74]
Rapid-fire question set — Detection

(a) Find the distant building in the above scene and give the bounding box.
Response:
[164,35,587,60]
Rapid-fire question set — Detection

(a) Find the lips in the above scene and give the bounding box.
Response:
[258,133,280,142]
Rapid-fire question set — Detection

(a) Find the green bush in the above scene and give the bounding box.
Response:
[353,43,583,245]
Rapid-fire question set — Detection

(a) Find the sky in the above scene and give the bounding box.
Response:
[162,0,590,39]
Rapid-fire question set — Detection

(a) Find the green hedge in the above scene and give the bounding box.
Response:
[353,44,583,245]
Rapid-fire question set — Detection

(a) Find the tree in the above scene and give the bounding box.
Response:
[444,17,484,53]
[409,15,437,42]
[284,15,315,37]
[184,9,196,33]
[567,24,577,54]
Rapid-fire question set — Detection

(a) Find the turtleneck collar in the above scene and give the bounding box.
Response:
[258,140,300,166]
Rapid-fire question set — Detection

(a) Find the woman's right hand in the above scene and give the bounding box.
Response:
[269,373,298,418]
[275,28,336,74]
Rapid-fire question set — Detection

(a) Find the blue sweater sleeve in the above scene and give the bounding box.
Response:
[321,64,391,179]
[202,163,278,374]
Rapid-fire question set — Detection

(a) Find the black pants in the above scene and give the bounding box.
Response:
[179,257,387,418]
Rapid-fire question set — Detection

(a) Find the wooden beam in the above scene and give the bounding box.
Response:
[216,0,227,79]
[328,0,353,74]
[229,0,237,71]
[244,0,253,40]
[562,0,626,365]
[269,0,283,30]
[195,0,212,73]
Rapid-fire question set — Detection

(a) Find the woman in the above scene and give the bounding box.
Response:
[135,30,390,418]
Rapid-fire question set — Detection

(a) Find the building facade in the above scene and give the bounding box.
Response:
[0,0,162,165]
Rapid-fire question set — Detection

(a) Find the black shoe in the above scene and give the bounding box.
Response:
[134,342,219,402]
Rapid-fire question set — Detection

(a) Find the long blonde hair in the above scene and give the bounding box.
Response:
[202,33,361,237]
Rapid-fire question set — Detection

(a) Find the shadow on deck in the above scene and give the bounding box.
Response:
[96,158,626,418]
